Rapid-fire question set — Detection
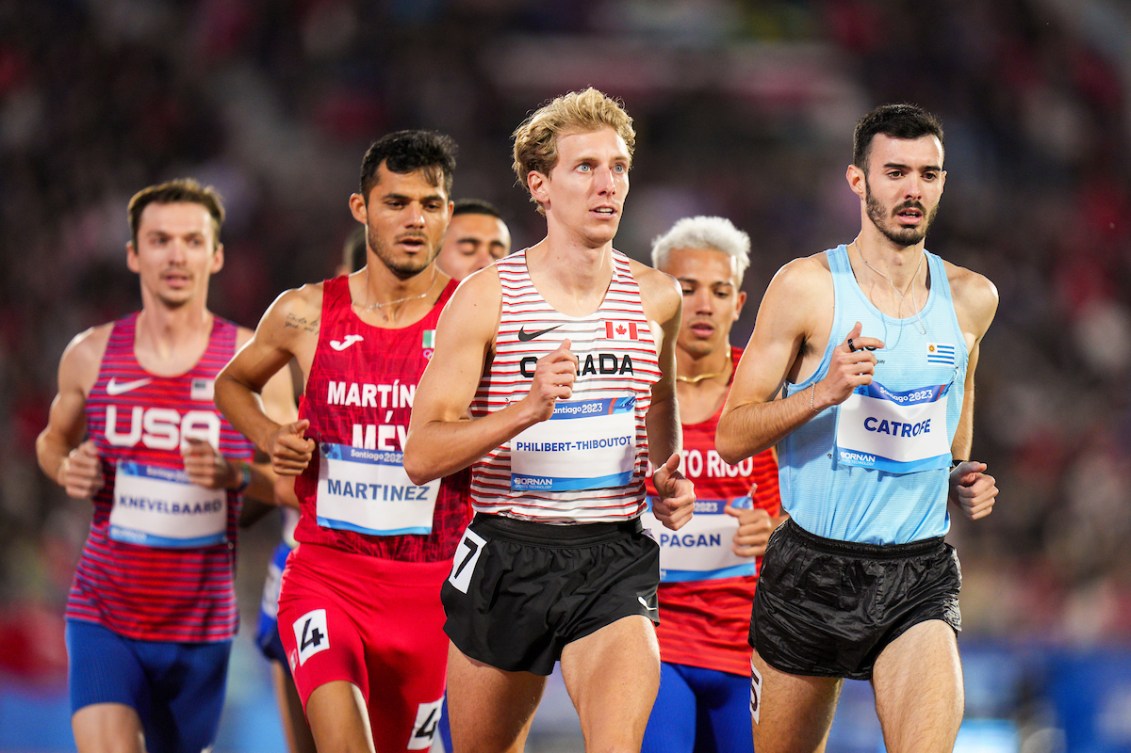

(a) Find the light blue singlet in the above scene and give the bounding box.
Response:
[778,245,968,544]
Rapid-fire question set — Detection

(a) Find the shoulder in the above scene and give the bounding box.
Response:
[628,256,680,311]
[452,264,502,307]
[267,281,326,330]
[758,252,833,314]
[942,260,999,336]
[770,252,831,292]
[57,322,113,392]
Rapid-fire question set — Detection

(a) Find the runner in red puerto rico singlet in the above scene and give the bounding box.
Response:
[71,312,252,642]
[469,248,660,521]
[644,348,781,675]
[277,274,471,753]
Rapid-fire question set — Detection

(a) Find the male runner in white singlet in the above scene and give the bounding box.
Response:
[405,87,696,753]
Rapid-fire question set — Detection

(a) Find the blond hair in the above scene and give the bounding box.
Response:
[512,88,636,213]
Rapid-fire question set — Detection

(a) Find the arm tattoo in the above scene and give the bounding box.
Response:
[284,314,319,334]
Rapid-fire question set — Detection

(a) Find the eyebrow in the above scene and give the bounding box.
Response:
[882,161,943,172]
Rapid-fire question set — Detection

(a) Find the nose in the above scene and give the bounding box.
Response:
[690,287,714,314]
[595,166,616,195]
[903,175,924,201]
[168,239,188,264]
[406,205,426,228]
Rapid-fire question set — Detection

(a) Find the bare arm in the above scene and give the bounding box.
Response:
[633,261,695,530]
[35,326,110,498]
[187,326,301,502]
[403,270,574,484]
[946,264,1000,519]
[214,287,318,475]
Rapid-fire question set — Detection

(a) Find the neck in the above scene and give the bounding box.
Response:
[851,235,924,291]
[676,348,732,384]
[134,305,213,366]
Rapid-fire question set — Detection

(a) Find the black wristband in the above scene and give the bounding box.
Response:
[950,459,967,471]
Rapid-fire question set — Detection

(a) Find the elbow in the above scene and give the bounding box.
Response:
[402,444,437,486]
[714,428,746,466]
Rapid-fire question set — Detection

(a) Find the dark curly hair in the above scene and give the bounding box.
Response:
[358,130,457,201]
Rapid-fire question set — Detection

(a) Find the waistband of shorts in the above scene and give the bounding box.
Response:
[782,518,946,559]
[292,542,452,583]
[472,513,643,546]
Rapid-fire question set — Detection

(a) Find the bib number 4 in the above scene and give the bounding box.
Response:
[293,608,330,666]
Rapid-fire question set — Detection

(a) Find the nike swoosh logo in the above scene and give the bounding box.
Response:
[516,325,563,342]
[637,596,657,613]
[106,377,153,396]
[330,334,364,351]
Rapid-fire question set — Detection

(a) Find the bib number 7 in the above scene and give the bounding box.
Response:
[448,528,487,594]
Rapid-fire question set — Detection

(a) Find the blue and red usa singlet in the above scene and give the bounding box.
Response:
[292,275,471,561]
[644,347,781,676]
[470,249,660,523]
[70,313,253,643]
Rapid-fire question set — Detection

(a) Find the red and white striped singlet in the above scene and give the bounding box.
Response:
[470,249,660,523]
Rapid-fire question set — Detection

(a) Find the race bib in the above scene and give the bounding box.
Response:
[315,443,439,535]
[109,462,227,547]
[510,396,636,492]
[835,381,952,472]
[642,496,756,582]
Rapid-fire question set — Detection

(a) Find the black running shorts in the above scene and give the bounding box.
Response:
[750,518,961,680]
[442,513,661,676]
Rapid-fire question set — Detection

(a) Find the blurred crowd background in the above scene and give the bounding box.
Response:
[1,0,1129,750]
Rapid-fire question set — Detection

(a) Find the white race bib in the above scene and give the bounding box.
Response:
[511,396,636,492]
[315,443,439,535]
[642,496,756,582]
[835,381,952,472]
[109,462,227,548]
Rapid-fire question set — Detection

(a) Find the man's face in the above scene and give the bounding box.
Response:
[858,133,946,247]
[436,212,511,281]
[127,201,222,308]
[531,127,630,247]
[353,163,451,278]
[660,247,746,362]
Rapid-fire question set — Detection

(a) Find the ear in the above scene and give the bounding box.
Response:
[733,290,748,320]
[210,243,225,274]
[846,164,867,200]
[348,193,367,223]
[527,171,549,206]
[126,242,139,274]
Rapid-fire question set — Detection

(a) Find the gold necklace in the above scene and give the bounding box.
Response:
[354,266,438,312]
[852,239,927,337]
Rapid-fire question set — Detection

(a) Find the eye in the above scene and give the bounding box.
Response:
[613,163,628,174]
[577,163,592,173]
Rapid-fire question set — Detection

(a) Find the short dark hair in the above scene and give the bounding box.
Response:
[127,178,225,248]
[852,104,944,169]
[452,198,503,220]
[359,130,457,201]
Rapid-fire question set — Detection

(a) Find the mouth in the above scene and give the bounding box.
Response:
[895,204,925,225]
[396,236,429,251]
[591,205,619,219]
[163,272,191,286]
[688,322,716,338]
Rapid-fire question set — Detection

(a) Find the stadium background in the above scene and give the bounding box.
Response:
[1,1,1129,751]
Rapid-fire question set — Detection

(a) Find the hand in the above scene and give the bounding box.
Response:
[651,453,695,531]
[725,484,774,558]
[815,322,884,408]
[949,460,997,520]
[59,439,103,499]
[182,437,237,490]
[522,339,578,422]
[270,419,315,476]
